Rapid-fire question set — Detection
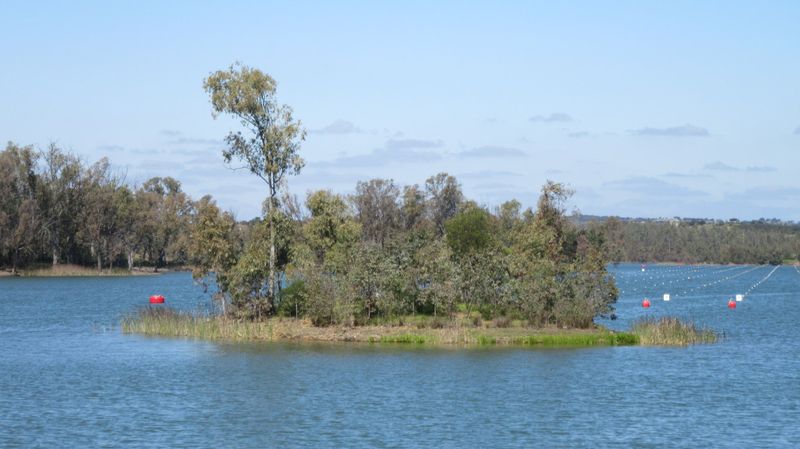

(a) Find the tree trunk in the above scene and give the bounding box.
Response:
[96,252,102,272]
[11,249,19,275]
[52,246,59,266]
[127,251,134,271]
[156,249,166,273]
[219,292,227,316]
[268,192,277,313]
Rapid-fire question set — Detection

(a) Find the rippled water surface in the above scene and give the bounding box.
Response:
[2,265,800,448]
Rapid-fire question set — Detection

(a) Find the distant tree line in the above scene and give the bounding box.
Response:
[0,142,193,273]
[592,217,800,265]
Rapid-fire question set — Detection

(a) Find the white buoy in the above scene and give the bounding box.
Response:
[663,293,670,301]
[736,294,743,302]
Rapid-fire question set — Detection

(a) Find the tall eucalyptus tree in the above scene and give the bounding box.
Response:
[204,63,306,313]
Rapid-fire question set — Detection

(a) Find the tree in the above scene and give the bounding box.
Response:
[497,200,522,231]
[0,143,40,274]
[401,184,425,230]
[189,195,238,314]
[352,178,401,247]
[204,62,306,313]
[413,239,458,316]
[425,173,463,235]
[111,185,138,270]
[534,180,574,261]
[80,158,117,271]
[445,207,508,318]
[137,177,191,269]
[300,190,360,269]
[292,190,362,325]
[445,207,493,256]
[38,143,84,266]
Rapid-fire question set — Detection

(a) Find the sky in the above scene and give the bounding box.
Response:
[1,0,799,220]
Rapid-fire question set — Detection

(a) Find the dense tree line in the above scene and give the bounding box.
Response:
[594,218,800,265]
[191,177,619,327]
[0,144,618,328]
[0,142,193,273]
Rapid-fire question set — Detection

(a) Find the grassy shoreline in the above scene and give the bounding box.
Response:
[122,308,716,347]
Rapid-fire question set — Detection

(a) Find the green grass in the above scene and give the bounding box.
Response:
[476,335,497,345]
[121,307,274,341]
[510,332,639,347]
[123,308,714,348]
[378,334,428,344]
[631,316,717,346]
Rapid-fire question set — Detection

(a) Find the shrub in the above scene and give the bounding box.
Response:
[277,280,307,317]
[493,316,512,328]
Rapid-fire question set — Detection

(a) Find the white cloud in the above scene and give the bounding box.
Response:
[310,120,363,135]
[631,124,709,137]
[530,113,572,123]
[458,146,526,158]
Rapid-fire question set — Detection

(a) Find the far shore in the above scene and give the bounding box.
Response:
[1,264,188,278]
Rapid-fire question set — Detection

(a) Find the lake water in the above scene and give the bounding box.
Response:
[2,264,799,448]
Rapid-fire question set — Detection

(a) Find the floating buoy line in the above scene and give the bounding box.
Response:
[615,264,706,279]
[673,265,765,298]
[619,263,787,310]
[614,264,699,279]
[616,265,712,293]
[741,265,780,299]
[619,265,749,296]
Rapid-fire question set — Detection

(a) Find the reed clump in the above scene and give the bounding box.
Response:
[121,307,273,341]
[123,308,714,347]
[631,316,717,346]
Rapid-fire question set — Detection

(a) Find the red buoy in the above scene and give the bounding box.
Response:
[149,295,165,304]
[728,299,736,309]
[642,298,651,308]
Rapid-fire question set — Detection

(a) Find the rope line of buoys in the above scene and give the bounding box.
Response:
[616,264,714,280]
[614,264,703,279]
[617,265,714,294]
[674,265,766,298]
[627,263,786,310]
[651,265,744,288]
[741,265,780,299]
[620,265,749,296]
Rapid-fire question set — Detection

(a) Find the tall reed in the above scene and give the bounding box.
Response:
[631,317,717,346]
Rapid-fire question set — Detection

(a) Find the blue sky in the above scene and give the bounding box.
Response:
[2,1,799,220]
